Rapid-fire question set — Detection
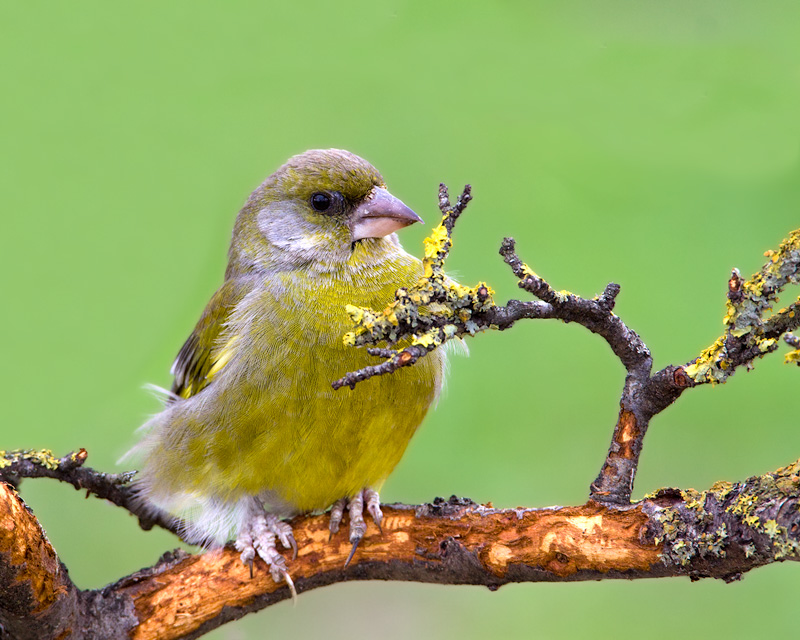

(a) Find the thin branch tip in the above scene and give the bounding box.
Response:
[437,183,450,211]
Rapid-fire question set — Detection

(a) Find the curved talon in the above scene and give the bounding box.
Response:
[330,488,383,567]
[235,507,297,594]
[280,569,298,602]
[344,536,362,568]
[235,531,256,572]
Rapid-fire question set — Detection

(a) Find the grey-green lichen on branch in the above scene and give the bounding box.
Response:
[646,458,800,575]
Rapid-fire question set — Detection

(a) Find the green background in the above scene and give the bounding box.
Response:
[2,1,799,638]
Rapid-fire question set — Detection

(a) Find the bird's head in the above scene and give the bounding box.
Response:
[229,149,422,273]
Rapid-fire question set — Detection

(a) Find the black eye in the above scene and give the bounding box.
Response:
[311,192,331,212]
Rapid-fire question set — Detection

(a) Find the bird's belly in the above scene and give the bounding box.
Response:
[199,340,441,513]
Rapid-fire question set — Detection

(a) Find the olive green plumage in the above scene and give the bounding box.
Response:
[132,149,444,546]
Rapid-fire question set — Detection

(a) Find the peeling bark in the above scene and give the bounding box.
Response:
[2,195,799,638]
[0,482,79,640]
[2,459,800,640]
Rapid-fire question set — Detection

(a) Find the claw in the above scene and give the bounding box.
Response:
[329,497,347,539]
[235,506,297,599]
[280,569,297,603]
[344,536,362,568]
[332,488,383,568]
[267,514,298,560]
[364,488,383,534]
[235,530,256,567]
[348,492,367,544]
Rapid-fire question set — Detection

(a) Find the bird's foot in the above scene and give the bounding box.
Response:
[235,511,297,598]
[329,488,383,567]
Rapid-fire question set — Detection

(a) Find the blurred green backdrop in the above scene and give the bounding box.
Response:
[2,1,799,638]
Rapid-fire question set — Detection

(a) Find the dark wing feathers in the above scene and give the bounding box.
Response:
[170,278,251,399]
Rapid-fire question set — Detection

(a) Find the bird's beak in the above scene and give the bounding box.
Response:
[350,186,424,241]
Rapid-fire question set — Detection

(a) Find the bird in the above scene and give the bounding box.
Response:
[129,149,445,589]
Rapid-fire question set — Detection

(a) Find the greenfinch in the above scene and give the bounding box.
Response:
[131,149,444,586]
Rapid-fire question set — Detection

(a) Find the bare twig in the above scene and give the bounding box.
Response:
[332,345,430,390]
[499,238,650,373]
[0,449,179,536]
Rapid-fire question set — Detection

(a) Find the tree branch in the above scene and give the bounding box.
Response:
[333,185,800,505]
[0,449,179,536]
[0,480,80,640]
[3,187,799,638]
[3,457,800,639]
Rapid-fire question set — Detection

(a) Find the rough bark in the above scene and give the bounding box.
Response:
[2,458,799,639]
[2,189,798,638]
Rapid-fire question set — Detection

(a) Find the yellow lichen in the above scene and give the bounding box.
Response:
[686,229,800,385]
[758,338,777,353]
[763,519,780,537]
[682,488,704,511]
[653,459,800,568]
[521,264,539,280]
[342,211,497,365]
[743,514,760,528]
[727,492,758,517]
[709,481,733,499]
[685,337,729,384]
[785,350,800,365]
[0,449,60,470]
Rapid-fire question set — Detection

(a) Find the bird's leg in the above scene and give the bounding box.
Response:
[328,488,383,567]
[235,505,297,597]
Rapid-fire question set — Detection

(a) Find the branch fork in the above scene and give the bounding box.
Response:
[3,185,800,638]
[3,451,800,639]
[334,185,800,506]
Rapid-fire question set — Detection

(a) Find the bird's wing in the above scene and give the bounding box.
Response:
[170,277,251,399]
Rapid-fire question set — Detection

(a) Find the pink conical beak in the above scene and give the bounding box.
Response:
[350,187,423,241]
